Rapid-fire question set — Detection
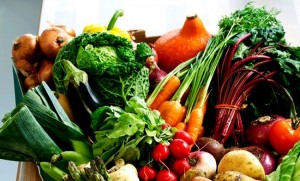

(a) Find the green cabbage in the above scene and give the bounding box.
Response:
[53,32,153,107]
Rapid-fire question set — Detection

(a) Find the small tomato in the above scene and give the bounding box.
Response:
[269,119,300,155]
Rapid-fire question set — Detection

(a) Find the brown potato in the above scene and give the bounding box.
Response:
[213,171,261,181]
[180,168,207,181]
[217,150,265,180]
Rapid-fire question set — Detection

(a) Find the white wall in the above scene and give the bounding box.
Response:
[0,0,42,180]
[39,0,300,45]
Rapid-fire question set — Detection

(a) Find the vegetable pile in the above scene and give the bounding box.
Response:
[2,4,300,181]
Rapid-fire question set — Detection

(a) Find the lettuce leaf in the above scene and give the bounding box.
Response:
[91,96,174,164]
[266,141,300,181]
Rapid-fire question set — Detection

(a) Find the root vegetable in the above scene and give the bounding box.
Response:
[187,151,217,179]
[15,58,37,77]
[180,168,206,181]
[23,73,39,90]
[12,33,39,63]
[194,137,227,163]
[145,55,167,88]
[108,159,139,181]
[156,170,177,181]
[191,176,211,181]
[55,25,76,37]
[47,21,76,37]
[38,58,54,84]
[213,171,260,181]
[245,115,284,146]
[217,150,265,180]
[39,26,73,59]
[241,146,277,175]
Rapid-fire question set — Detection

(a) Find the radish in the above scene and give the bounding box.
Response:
[187,150,217,179]
[152,143,170,163]
[156,170,177,181]
[169,139,190,159]
[138,165,157,181]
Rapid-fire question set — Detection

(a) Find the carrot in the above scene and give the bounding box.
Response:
[198,126,205,138]
[186,107,206,143]
[158,101,186,127]
[175,122,187,131]
[149,75,180,110]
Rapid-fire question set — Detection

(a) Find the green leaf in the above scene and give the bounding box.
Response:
[107,113,145,138]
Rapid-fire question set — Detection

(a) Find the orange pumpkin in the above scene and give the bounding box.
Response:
[154,14,211,73]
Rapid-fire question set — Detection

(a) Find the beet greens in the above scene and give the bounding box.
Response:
[209,6,300,145]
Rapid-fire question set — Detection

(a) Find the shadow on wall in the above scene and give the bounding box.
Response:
[0,0,43,180]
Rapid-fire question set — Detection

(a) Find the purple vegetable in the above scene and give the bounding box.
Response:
[245,115,284,146]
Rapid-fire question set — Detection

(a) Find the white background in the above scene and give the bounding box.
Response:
[0,0,299,180]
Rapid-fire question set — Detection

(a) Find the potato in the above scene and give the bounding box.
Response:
[213,171,260,181]
[180,168,207,181]
[217,150,265,180]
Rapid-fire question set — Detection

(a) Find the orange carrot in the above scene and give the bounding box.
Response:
[198,126,205,138]
[186,107,206,143]
[158,101,186,127]
[175,122,187,131]
[149,75,180,110]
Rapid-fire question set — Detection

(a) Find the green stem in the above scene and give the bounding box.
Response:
[107,9,124,31]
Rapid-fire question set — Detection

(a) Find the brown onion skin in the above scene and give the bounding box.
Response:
[39,27,73,59]
[14,58,37,77]
[24,73,39,90]
[12,34,39,63]
[38,58,54,85]
[55,25,76,37]
[245,115,285,147]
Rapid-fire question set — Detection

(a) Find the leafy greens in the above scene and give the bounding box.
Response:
[91,96,174,165]
[53,32,153,107]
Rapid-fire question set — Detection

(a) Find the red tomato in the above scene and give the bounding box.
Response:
[171,158,191,177]
[139,166,157,181]
[173,130,194,145]
[156,170,177,181]
[269,119,300,155]
[152,143,170,162]
[169,139,190,158]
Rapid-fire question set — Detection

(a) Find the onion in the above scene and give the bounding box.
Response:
[146,55,167,88]
[24,73,39,90]
[39,27,73,59]
[245,115,285,146]
[47,21,76,37]
[38,58,54,84]
[14,58,37,77]
[55,25,76,37]
[242,146,277,174]
[12,34,39,63]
